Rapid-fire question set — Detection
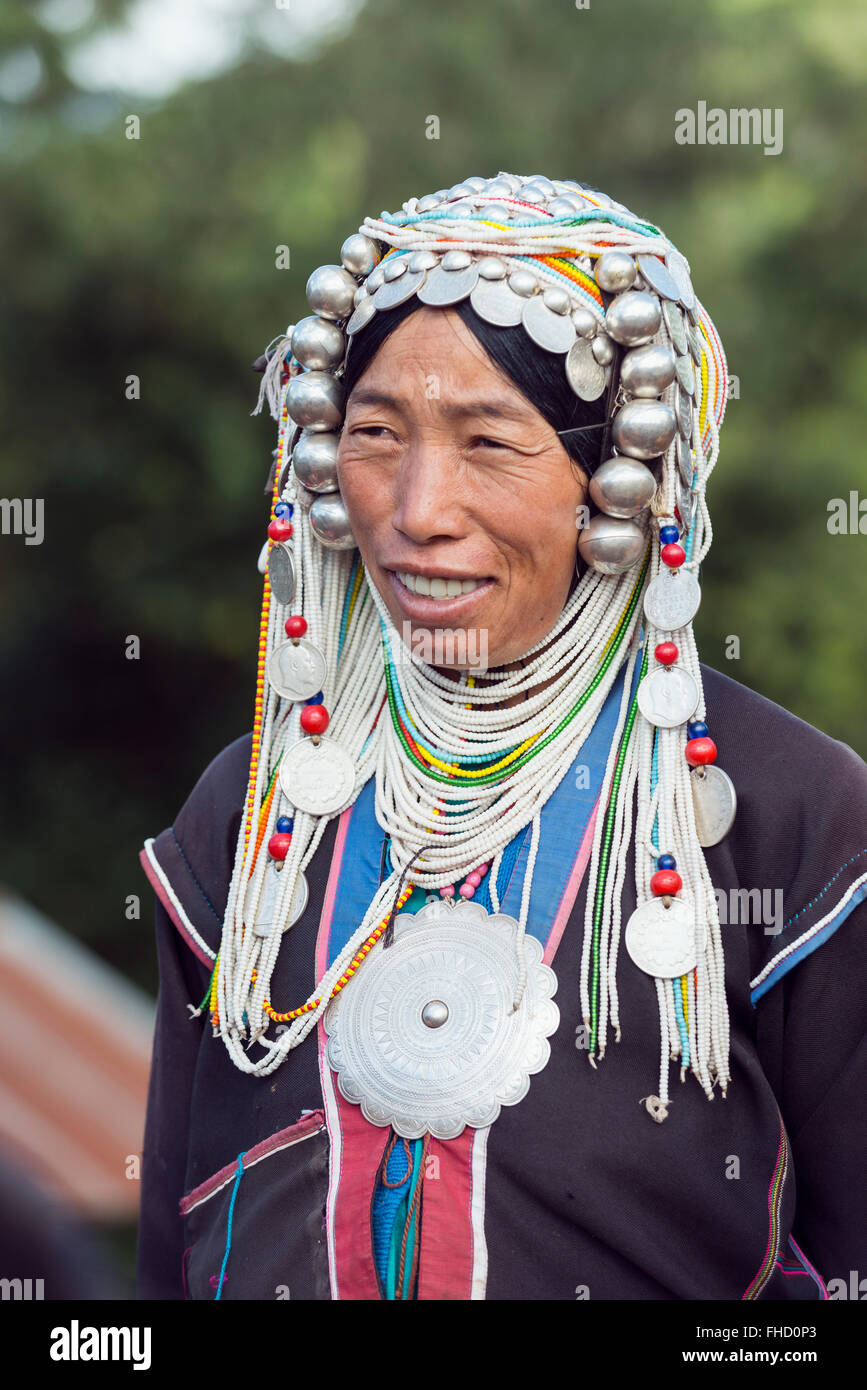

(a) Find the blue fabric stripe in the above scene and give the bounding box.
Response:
[750,881,867,1006]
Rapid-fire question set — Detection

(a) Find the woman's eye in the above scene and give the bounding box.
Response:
[472,437,509,450]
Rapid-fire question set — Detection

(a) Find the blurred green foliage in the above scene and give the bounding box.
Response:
[1,0,865,991]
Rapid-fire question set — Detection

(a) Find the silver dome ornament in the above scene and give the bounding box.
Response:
[519,185,548,205]
[594,251,637,294]
[543,286,571,315]
[470,276,526,327]
[464,175,488,191]
[571,305,598,338]
[286,370,344,432]
[346,296,377,336]
[523,292,577,353]
[605,291,662,347]
[447,182,475,200]
[340,233,380,278]
[408,249,439,272]
[620,344,677,398]
[577,514,647,574]
[591,333,616,366]
[417,193,441,213]
[589,456,657,518]
[292,431,340,493]
[291,316,346,372]
[373,266,427,310]
[305,264,358,322]
[663,299,688,356]
[675,354,695,396]
[636,254,681,302]
[611,400,677,460]
[309,492,357,550]
[446,203,475,220]
[323,898,560,1141]
[528,175,557,196]
[353,284,369,306]
[442,250,472,271]
[508,269,538,298]
[548,196,580,216]
[479,203,512,221]
[365,263,386,294]
[383,256,409,281]
[482,179,513,199]
[565,338,607,401]
[417,257,479,306]
[477,256,508,279]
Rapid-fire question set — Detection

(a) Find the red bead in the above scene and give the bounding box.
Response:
[651,869,682,897]
[268,831,293,861]
[685,736,718,767]
[284,615,308,638]
[300,704,329,735]
[268,518,293,542]
[660,542,686,568]
[654,641,678,666]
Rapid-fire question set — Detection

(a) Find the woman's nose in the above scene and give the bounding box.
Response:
[391,444,465,543]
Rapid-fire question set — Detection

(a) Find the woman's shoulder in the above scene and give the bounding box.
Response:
[139,731,253,966]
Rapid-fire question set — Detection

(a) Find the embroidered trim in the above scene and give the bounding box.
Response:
[140,838,216,966]
[742,1111,788,1300]
[778,848,867,933]
[750,872,867,1004]
[170,828,224,926]
[179,1111,326,1215]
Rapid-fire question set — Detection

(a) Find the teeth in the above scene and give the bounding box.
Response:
[396,570,484,599]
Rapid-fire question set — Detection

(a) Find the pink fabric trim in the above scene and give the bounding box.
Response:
[179,1111,326,1215]
[416,1130,476,1300]
[139,846,213,968]
[741,1113,786,1300]
[787,1236,829,1300]
[544,793,602,966]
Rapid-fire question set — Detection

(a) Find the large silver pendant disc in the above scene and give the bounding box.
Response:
[565,338,607,401]
[416,263,480,306]
[637,665,699,728]
[469,276,526,326]
[625,897,697,978]
[279,735,355,816]
[268,542,296,606]
[324,899,560,1140]
[268,638,327,702]
[372,267,427,311]
[250,865,309,937]
[643,567,701,631]
[522,294,577,353]
[691,764,737,847]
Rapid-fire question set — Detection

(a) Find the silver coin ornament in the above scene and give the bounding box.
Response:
[675,354,696,397]
[292,431,340,493]
[625,897,698,979]
[637,665,700,729]
[470,276,526,327]
[268,637,328,702]
[676,385,694,439]
[676,475,697,535]
[565,338,607,401]
[643,567,702,631]
[346,296,377,336]
[279,734,356,817]
[667,248,696,310]
[676,434,694,487]
[323,898,560,1140]
[636,254,681,302]
[663,299,689,356]
[691,764,737,847]
[372,266,427,311]
[417,260,480,306]
[267,542,296,606]
[251,864,310,938]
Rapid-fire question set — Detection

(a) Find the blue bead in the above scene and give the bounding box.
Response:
[657,853,677,870]
[659,525,679,544]
[276,815,294,833]
[274,502,293,518]
[305,691,324,705]
[687,721,708,739]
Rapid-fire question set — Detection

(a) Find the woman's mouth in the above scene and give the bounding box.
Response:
[385,568,494,620]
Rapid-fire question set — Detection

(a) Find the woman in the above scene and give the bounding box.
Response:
[137,172,867,1301]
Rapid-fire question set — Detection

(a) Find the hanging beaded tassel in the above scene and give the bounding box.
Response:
[213,173,730,1122]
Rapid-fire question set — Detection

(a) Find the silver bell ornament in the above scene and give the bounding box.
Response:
[286,370,345,432]
[577,514,647,574]
[291,431,340,493]
[291,316,346,371]
[306,264,358,321]
[604,291,662,347]
[611,400,678,460]
[309,493,357,550]
[589,456,657,518]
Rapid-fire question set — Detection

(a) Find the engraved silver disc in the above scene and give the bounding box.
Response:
[469,276,526,326]
[268,638,327,702]
[372,267,426,311]
[676,384,693,439]
[688,322,703,364]
[643,567,701,631]
[346,296,377,336]
[250,864,309,937]
[625,897,697,978]
[636,254,681,301]
[675,354,695,397]
[278,735,356,816]
[267,542,296,606]
[522,294,577,353]
[637,665,700,728]
[676,475,696,534]
[663,299,688,355]
[691,764,737,847]
[416,262,480,306]
[324,899,560,1140]
[667,249,695,310]
[676,433,693,487]
[565,338,607,401]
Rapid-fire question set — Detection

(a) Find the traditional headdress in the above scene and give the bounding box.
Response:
[214,172,731,1126]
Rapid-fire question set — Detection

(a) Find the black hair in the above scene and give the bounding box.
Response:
[341,293,608,480]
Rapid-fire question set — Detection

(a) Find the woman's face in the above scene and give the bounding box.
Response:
[337,306,588,670]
